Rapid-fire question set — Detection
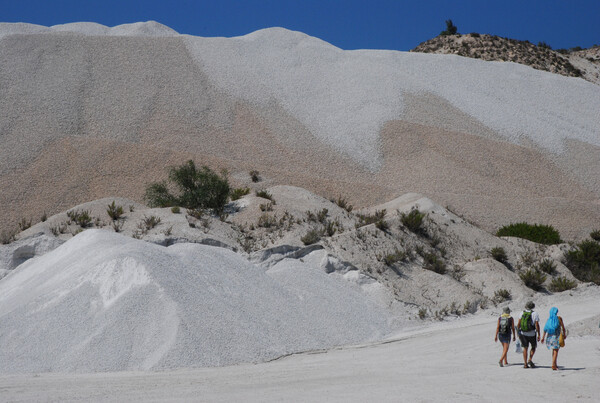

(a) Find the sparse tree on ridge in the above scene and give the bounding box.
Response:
[440,19,458,36]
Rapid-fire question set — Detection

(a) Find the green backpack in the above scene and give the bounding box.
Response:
[520,311,534,332]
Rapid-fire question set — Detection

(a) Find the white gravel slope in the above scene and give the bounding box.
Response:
[0,21,177,38]
[0,229,392,373]
[184,28,600,170]
[0,285,598,402]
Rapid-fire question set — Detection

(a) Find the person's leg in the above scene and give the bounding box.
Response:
[501,342,509,364]
[552,349,558,370]
[522,347,529,367]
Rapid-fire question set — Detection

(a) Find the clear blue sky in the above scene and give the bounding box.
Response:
[2,0,599,51]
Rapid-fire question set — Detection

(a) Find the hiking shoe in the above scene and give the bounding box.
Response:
[499,361,503,367]
[528,361,535,368]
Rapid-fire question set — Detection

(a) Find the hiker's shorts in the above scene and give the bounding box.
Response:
[519,334,537,349]
[498,333,511,344]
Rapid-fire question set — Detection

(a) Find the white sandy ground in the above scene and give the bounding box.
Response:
[0,287,598,402]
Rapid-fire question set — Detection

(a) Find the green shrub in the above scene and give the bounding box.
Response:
[400,208,427,235]
[418,308,427,319]
[171,206,181,214]
[256,190,273,201]
[496,222,562,245]
[316,208,328,223]
[141,215,161,230]
[470,32,480,38]
[301,229,321,245]
[564,239,600,284]
[145,160,230,214]
[375,219,389,232]
[519,269,547,291]
[590,230,600,241]
[107,201,124,221]
[383,249,407,266]
[230,187,251,201]
[333,196,353,212]
[18,217,32,231]
[257,213,277,228]
[249,170,260,183]
[423,252,446,274]
[323,220,337,237]
[493,289,512,303]
[1,228,17,244]
[536,258,557,275]
[358,209,386,227]
[490,247,508,264]
[440,19,458,36]
[259,202,274,212]
[549,276,577,292]
[67,209,92,228]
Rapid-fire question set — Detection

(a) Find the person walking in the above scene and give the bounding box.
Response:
[516,301,540,368]
[494,306,516,367]
[541,307,566,370]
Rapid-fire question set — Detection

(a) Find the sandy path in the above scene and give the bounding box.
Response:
[1,292,598,402]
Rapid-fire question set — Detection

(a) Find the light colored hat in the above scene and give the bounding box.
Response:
[525,301,535,310]
[503,306,511,314]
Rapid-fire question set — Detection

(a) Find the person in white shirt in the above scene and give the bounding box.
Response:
[516,301,541,368]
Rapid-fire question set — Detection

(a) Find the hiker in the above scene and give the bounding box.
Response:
[540,307,566,370]
[516,301,540,368]
[494,306,516,367]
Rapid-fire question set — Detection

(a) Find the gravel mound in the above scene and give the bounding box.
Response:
[0,230,391,373]
[1,24,599,239]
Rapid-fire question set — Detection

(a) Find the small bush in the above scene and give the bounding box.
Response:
[323,220,337,237]
[301,229,321,245]
[107,201,124,221]
[259,202,274,212]
[230,187,251,201]
[490,247,508,264]
[493,289,512,303]
[142,215,161,230]
[41,212,47,222]
[590,230,600,242]
[470,32,480,38]
[536,258,557,275]
[549,276,577,292]
[187,208,205,220]
[1,228,17,244]
[383,249,407,266]
[145,160,230,214]
[68,209,92,228]
[400,208,427,235]
[18,217,32,231]
[249,170,260,183]
[357,210,386,227]
[257,213,277,228]
[256,190,273,201]
[496,222,561,245]
[418,308,427,319]
[564,239,600,284]
[450,265,465,281]
[520,269,547,291]
[440,19,458,36]
[171,206,181,214]
[375,219,389,232]
[423,252,446,274]
[316,208,328,223]
[333,196,353,212]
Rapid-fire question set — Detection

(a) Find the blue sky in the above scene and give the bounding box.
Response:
[2,0,599,51]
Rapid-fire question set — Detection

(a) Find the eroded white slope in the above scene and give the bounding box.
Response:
[0,230,391,373]
[184,28,600,169]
